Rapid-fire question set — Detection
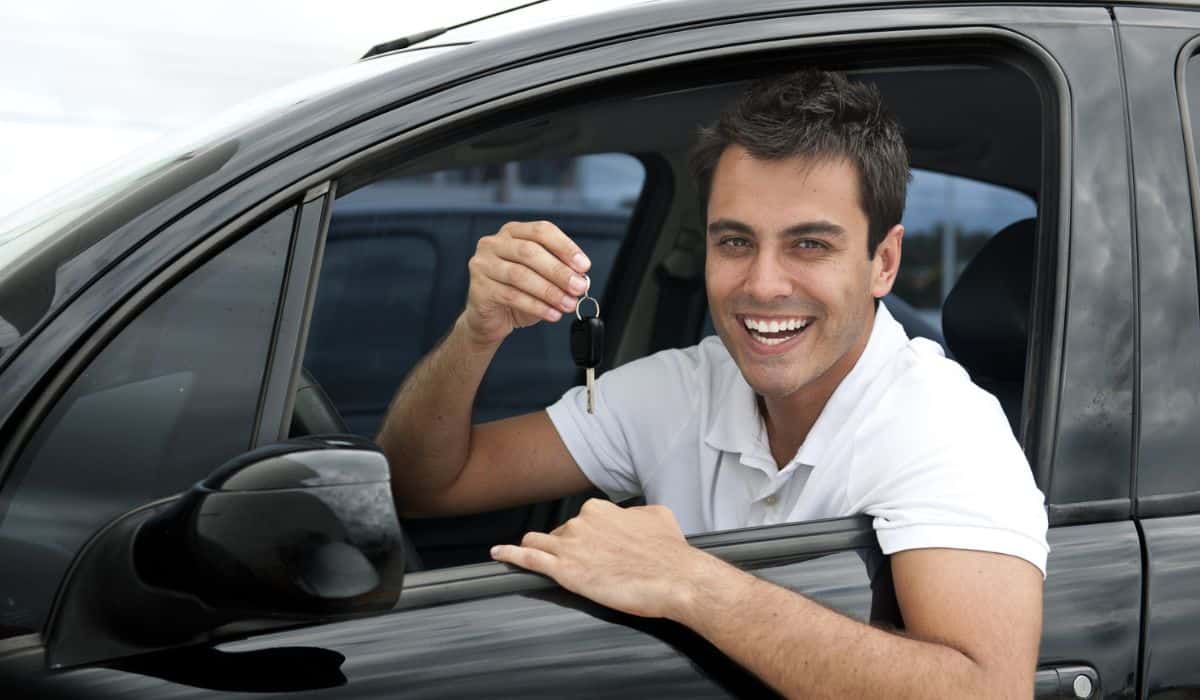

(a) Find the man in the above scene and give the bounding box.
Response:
[377,69,1048,698]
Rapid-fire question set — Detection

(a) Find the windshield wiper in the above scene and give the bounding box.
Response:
[362,0,552,59]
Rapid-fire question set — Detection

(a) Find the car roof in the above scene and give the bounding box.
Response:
[397,0,1198,50]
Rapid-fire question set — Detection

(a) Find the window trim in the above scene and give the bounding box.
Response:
[1176,37,1200,250]
[254,184,335,446]
[397,515,877,611]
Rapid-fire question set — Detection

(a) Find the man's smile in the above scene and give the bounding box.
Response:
[736,314,814,353]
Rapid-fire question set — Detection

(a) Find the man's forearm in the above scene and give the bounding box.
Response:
[376,313,500,510]
[670,554,1000,700]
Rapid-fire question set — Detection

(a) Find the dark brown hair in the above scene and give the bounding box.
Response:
[690,69,910,257]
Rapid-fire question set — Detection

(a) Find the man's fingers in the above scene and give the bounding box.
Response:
[475,278,563,323]
[520,530,563,553]
[491,544,560,577]
[488,258,578,313]
[507,221,591,275]
[494,235,589,301]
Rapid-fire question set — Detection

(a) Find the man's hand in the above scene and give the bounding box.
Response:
[494,502,1043,699]
[463,220,592,348]
[490,498,712,619]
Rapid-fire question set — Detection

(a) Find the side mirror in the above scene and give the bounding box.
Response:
[45,435,405,669]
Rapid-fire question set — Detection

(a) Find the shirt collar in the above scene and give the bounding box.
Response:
[703,301,910,468]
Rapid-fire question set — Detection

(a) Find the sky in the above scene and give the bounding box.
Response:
[0,0,522,220]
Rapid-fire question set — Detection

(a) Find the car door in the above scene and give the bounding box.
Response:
[1115,5,1200,696]
[0,3,1140,697]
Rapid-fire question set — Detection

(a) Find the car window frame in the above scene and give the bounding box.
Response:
[256,24,1073,575]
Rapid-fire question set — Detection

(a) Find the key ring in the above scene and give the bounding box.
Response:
[576,295,600,320]
[575,274,600,320]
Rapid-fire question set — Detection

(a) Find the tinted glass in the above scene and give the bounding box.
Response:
[0,209,291,637]
[304,154,645,436]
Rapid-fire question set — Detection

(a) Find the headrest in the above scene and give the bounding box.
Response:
[942,218,1036,381]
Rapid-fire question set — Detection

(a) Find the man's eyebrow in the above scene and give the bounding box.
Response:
[781,220,845,237]
[706,219,846,237]
[707,218,756,237]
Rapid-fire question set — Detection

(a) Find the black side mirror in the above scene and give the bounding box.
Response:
[45,435,405,669]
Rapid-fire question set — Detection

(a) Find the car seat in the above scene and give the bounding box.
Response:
[941,217,1037,437]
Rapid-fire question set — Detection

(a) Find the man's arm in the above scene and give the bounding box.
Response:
[376,221,596,517]
[492,500,1043,699]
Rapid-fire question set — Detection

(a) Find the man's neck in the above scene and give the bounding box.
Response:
[758,306,878,469]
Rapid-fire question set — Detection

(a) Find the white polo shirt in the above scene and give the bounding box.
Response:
[546,302,1049,575]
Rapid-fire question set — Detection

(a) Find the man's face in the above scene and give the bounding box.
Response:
[705,146,901,402]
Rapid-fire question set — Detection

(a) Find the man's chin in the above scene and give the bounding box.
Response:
[738,366,811,400]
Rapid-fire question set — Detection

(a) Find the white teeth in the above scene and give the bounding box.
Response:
[742,316,813,347]
[742,317,809,333]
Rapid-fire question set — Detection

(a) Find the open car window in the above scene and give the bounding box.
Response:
[292,51,1048,571]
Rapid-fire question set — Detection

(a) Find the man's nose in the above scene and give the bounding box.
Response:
[744,250,793,302]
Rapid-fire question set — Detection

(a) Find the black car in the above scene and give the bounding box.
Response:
[1,0,1198,696]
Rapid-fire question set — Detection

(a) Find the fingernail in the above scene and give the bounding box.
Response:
[545,309,562,322]
[562,295,576,310]
[573,252,591,271]
[568,275,587,293]
[490,546,501,558]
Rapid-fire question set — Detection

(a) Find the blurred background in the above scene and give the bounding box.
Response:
[0,0,529,220]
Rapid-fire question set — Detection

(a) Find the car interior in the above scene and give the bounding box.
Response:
[291,49,1050,571]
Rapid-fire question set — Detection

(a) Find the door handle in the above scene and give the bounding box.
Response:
[1035,665,1099,699]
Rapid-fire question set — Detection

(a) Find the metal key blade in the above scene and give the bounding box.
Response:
[586,367,596,413]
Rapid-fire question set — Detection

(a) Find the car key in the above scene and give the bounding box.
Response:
[570,276,604,413]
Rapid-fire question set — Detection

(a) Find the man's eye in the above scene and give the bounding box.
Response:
[794,239,827,250]
[720,237,750,248]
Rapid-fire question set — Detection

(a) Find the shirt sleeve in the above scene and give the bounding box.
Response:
[850,362,1050,577]
[546,346,699,503]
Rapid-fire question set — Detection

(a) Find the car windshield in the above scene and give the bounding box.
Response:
[0,46,454,276]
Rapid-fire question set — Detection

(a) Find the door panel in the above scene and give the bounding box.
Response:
[1117,7,1200,697]
[1141,515,1200,696]
[3,520,1142,698]
[1040,523,1142,699]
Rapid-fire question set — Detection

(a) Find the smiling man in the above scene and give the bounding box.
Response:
[378,69,1048,698]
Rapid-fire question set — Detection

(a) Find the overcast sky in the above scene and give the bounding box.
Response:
[0,0,523,219]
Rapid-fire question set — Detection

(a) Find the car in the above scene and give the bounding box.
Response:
[1,0,1197,696]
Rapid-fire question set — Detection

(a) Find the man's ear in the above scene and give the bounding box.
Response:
[870,224,904,299]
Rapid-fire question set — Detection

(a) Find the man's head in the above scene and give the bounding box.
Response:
[691,69,909,403]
